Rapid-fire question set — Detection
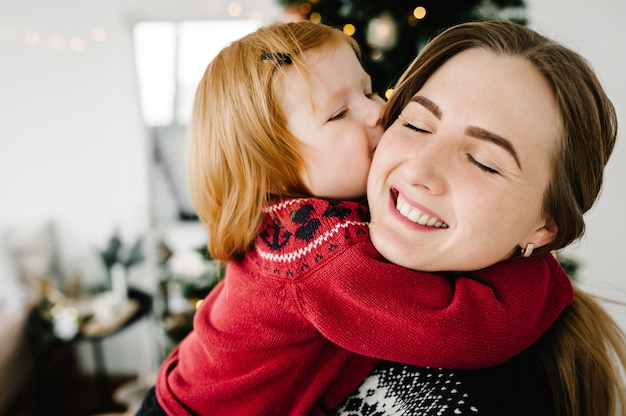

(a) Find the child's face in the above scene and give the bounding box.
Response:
[278,42,384,200]
[367,49,561,272]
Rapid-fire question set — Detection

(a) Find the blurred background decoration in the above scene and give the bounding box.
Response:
[155,240,223,349]
[279,0,527,96]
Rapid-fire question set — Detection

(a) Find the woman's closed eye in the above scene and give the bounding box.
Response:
[467,154,499,174]
[403,122,431,134]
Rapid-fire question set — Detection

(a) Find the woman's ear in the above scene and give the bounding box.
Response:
[521,217,559,250]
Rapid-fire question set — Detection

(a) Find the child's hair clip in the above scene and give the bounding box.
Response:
[260,52,292,64]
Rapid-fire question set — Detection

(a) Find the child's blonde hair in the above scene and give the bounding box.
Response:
[187,21,362,261]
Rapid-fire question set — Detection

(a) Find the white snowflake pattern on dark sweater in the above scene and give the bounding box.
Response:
[336,363,479,415]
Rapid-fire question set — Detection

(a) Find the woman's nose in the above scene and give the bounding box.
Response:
[402,141,447,195]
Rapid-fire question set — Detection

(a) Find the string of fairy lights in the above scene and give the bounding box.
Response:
[0,1,269,53]
[0,23,109,53]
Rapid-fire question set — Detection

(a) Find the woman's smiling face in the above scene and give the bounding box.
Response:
[367,48,562,272]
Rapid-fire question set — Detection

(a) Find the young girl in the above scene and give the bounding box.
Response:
[148,21,574,415]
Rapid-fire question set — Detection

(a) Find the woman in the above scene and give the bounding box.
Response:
[336,20,626,415]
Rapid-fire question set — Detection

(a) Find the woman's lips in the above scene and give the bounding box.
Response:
[391,188,448,229]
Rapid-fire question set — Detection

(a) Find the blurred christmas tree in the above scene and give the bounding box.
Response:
[279,0,527,96]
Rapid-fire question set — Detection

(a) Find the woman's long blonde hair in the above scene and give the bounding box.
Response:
[187,22,361,261]
[388,20,626,415]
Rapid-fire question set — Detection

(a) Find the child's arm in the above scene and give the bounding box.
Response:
[295,241,572,369]
[259,198,573,369]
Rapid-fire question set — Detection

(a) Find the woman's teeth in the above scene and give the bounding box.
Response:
[396,194,448,228]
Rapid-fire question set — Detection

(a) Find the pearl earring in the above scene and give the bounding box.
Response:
[523,243,534,257]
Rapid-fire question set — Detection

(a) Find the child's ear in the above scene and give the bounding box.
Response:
[520,217,558,250]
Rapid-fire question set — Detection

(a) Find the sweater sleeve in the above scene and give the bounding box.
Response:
[256,198,574,370]
[294,241,573,369]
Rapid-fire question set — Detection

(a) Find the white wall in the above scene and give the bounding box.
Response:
[0,0,282,375]
[0,0,282,252]
[1,0,625,374]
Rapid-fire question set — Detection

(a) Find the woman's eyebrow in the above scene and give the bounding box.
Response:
[466,126,521,169]
[410,96,441,119]
[410,95,521,169]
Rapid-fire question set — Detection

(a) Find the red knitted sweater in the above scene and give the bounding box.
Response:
[156,198,574,415]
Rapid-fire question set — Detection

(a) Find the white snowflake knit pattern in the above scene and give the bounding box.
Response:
[335,365,479,415]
